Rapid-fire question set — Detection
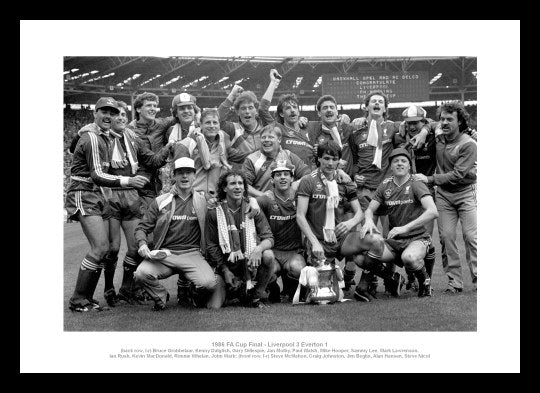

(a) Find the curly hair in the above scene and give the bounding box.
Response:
[363,91,389,120]
[276,93,299,124]
[233,91,259,111]
[437,101,470,132]
[133,92,159,121]
[217,170,249,202]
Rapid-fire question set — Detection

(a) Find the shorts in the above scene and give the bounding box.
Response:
[304,237,346,265]
[103,188,143,221]
[273,249,304,268]
[385,233,431,267]
[357,187,387,216]
[64,190,106,221]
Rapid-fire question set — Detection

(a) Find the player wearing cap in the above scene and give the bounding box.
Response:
[133,157,226,311]
[358,148,439,300]
[66,97,150,312]
[415,102,477,293]
[216,85,276,170]
[393,105,439,290]
[256,162,306,302]
[205,170,275,308]
[242,124,311,198]
[296,140,375,270]
[128,92,177,210]
[166,92,201,143]
[99,101,175,306]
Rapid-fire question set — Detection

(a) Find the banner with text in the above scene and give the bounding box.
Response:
[322,71,430,104]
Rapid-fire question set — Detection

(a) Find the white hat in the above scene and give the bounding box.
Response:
[174,157,195,171]
[402,105,427,122]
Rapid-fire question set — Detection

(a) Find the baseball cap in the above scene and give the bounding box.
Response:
[388,148,412,165]
[95,97,120,113]
[402,105,427,122]
[271,160,295,175]
[173,157,196,171]
[172,92,196,108]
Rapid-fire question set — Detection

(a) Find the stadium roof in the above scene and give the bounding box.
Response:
[64,56,477,108]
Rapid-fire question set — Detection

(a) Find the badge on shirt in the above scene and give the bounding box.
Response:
[405,186,410,194]
[385,189,392,198]
[272,203,279,211]
[315,183,324,192]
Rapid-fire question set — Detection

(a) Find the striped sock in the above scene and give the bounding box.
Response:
[81,255,101,271]
[424,246,436,278]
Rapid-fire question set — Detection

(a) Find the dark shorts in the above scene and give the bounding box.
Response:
[273,249,305,268]
[304,237,347,265]
[357,187,387,216]
[385,234,432,267]
[64,190,106,221]
[103,188,143,221]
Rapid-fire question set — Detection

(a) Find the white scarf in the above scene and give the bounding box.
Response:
[321,172,339,243]
[168,122,197,144]
[366,118,383,169]
[322,124,342,149]
[110,130,138,174]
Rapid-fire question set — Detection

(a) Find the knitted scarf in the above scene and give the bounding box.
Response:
[320,171,339,243]
[366,117,384,169]
[109,129,139,174]
[168,122,197,144]
[322,124,342,149]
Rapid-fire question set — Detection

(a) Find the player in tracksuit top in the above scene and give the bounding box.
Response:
[359,148,439,300]
[128,92,177,211]
[65,97,150,312]
[100,101,174,307]
[414,101,477,293]
[256,162,307,302]
[216,85,276,170]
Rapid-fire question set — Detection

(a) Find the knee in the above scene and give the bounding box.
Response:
[353,254,368,269]
[401,251,423,270]
[199,274,218,291]
[93,243,109,260]
[287,256,306,278]
[261,250,274,266]
[133,265,153,283]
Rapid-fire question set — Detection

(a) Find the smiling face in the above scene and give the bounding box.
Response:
[390,155,411,177]
[201,114,219,140]
[367,94,386,119]
[271,170,293,192]
[223,175,245,204]
[94,107,118,131]
[406,120,423,135]
[237,100,258,130]
[174,168,196,191]
[111,107,128,132]
[260,127,281,156]
[137,99,158,122]
[280,101,300,127]
[318,100,338,126]
[176,104,195,126]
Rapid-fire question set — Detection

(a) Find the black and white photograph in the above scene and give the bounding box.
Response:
[20,20,520,373]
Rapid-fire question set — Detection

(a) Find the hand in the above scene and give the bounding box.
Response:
[470,129,478,140]
[247,197,260,219]
[138,243,152,259]
[192,127,203,138]
[335,220,354,238]
[230,85,244,97]
[399,121,406,137]
[413,173,428,183]
[434,122,443,137]
[338,114,350,125]
[336,169,351,184]
[298,116,308,128]
[410,130,427,149]
[270,68,282,82]
[351,117,367,129]
[248,247,262,268]
[360,220,379,239]
[311,240,325,262]
[354,174,366,186]
[223,269,236,286]
[388,226,407,239]
[128,175,150,189]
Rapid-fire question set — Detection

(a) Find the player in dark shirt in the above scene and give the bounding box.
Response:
[257,162,306,301]
[359,148,439,301]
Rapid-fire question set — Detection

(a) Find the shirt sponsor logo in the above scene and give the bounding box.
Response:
[357,142,369,149]
[270,214,296,221]
[285,140,310,147]
[386,199,414,206]
[172,215,197,221]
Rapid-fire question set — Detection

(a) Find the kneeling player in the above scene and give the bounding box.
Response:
[359,148,439,300]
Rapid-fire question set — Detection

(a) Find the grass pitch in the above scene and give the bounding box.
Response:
[64,222,476,332]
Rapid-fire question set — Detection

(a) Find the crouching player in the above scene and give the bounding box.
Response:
[358,148,438,300]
